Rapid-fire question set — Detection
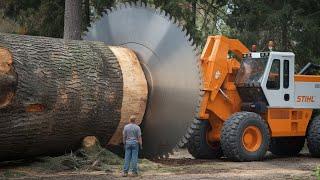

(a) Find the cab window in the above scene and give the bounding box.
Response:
[283,60,289,89]
[266,59,280,89]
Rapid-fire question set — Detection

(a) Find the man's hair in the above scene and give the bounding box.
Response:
[130,115,136,123]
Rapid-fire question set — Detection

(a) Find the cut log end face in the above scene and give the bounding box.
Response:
[108,46,148,146]
[0,47,17,108]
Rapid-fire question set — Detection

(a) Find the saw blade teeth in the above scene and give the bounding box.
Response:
[141,1,146,7]
[194,47,202,57]
[192,44,197,52]
[199,90,205,96]
[136,0,143,7]
[165,11,170,18]
[182,136,188,144]
[162,12,169,20]
[187,127,194,134]
[177,141,184,148]
[195,46,202,56]
[177,24,184,34]
[175,21,179,27]
[155,7,161,15]
[184,132,191,139]
[124,2,130,8]
[101,8,107,14]
[160,10,166,17]
[116,3,123,10]
[181,25,186,32]
[182,28,187,35]
[190,123,197,129]
[145,2,150,8]
[193,118,201,125]
[110,6,117,12]
[187,33,194,43]
[189,38,194,46]
[133,0,138,6]
[171,16,176,24]
[150,4,156,9]
[186,33,191,42]
[171,16,177,24]
[105,9,111,15]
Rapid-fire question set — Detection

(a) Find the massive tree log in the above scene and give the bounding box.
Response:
[0,33,148,161]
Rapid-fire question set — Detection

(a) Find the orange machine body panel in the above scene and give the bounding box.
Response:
[198,35,249,142]
[266,108,313,137]
[295,75,320,82]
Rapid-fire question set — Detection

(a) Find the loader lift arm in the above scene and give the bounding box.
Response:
[197,35,249,142]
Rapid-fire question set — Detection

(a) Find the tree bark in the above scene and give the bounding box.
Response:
[0,33,123,160]
[64,0,82,40]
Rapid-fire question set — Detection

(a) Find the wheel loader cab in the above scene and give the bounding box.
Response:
[236,51,295,112]
[260,52,295,108]
[236,51,318,138]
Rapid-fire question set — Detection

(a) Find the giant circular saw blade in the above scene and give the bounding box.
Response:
[84,2,201,157]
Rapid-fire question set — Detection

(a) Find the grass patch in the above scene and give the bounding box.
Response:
[0,169,26,179]
[315,166,320,180]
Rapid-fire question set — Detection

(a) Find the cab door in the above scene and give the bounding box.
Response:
[261,52,295,108]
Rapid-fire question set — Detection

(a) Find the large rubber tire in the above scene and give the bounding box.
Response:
[187,120,222,159]
[307,115,320,157]
[269,137,305,156]
[221,112,270,161]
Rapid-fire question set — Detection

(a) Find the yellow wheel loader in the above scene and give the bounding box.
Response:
[189,35,320,161]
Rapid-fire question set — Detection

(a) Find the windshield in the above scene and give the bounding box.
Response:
[236,57,268,85]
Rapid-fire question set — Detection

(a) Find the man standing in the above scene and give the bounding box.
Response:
[122,115,142,177]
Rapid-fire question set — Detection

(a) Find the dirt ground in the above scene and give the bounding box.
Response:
[1,148,320,180]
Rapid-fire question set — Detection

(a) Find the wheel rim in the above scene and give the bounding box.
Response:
[242,126,262,152]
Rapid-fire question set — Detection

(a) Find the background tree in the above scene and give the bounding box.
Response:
[226,0,320,68]
[0,0,65,37]
[64,0,82,40]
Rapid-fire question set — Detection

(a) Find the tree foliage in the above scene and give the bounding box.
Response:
[0,0,65,37]
[150,0,228,46]
[0,0,227,46]
[227,0,320,67]
[0,0,319,67]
